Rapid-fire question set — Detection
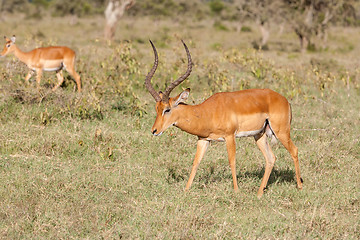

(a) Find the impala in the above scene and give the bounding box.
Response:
[145,40,303,197]
[1,35,81,92]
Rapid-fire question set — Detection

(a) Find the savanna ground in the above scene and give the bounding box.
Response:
[0,14,359,239]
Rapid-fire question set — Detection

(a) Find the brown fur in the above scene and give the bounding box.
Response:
[1,36,81,92]
[151,88,303,198]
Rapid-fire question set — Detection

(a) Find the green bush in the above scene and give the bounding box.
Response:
[209,0,225,14]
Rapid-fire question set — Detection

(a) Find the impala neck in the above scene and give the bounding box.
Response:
[12,45,32,65]
[173,104,209,138]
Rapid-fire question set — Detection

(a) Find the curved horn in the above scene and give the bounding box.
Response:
[162,40,192,102]
[145,40,161,102]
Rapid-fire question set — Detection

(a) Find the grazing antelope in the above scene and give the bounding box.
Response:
[145,40,303,198]
[1,35,81,92]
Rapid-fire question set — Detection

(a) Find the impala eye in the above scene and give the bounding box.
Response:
[163,108,171,114]
[6,44,10,48]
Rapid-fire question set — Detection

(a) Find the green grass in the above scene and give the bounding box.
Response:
[0,15,359,239]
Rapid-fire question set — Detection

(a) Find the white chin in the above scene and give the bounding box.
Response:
[153,132,163,136]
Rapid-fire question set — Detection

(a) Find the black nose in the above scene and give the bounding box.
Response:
[152,129,157,135]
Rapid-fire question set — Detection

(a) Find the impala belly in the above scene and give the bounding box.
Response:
[43,66,63,71]
[30,59,64,71]
[42,59,64,71]
[205,136,225,142]
[234,113,268,137]
[204,118,267,141]
[235,121,266,138]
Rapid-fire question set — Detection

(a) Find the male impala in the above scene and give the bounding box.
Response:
[1,35,81,92]
[145,40,303,197]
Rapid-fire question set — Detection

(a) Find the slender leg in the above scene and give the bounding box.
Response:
[255,133,276,198]
[225,135,239,192]
[25,70,34,84]
[185,139,209,191]
[52,70,64,91]
[35,68,43,89]
[64,58,81,92]
[276,132,303,190]
[68,68,81,92]
[270,113,303,190]
[75,73,81,92]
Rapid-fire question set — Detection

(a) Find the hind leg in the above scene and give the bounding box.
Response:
[52,70,64,91]
[275,130,303,190]
[64,59,81,92]
[68,68,81,92]
[255,133,276,198]
[225,135,239,192]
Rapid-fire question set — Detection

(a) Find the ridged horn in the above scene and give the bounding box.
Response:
[145,40,161,102]
[162,40,192,102]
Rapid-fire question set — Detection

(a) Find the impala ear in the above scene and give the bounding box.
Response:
[172,88,190,107]
[158,91,164,99]
[10,36,15,43]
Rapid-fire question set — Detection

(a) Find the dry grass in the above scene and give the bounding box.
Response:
[0,14,359,239]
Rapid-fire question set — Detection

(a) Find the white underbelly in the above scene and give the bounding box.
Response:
[30,60,64,72]
[43,66,63,71]
[235,121,266,138]
[206,137,225,142]
[32,67,62,72]
[204,121,268,142]
[235,129,263,137]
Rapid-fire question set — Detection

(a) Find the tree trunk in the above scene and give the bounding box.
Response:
[236,22,242,33]
[278,23,284,36]
[294,4,314,53]
[300,35,309,53]
[295,28,309,53]
[0,0,3,21]
[259,21,270,47]
[317,9,333,48]
[104,0,135,41]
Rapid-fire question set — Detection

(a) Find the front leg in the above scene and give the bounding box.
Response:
[35,68,43,89]
[185,139,209,191]
[24,70,34,85]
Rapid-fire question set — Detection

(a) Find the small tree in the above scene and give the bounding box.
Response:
[234,0,284,49]
[284,0,344,52]
[104,0,135,41]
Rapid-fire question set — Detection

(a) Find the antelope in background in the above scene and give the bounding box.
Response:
[1,35,82,92]
[145,40,303,198]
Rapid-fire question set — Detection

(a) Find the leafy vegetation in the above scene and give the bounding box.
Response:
[0,11,359,239]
